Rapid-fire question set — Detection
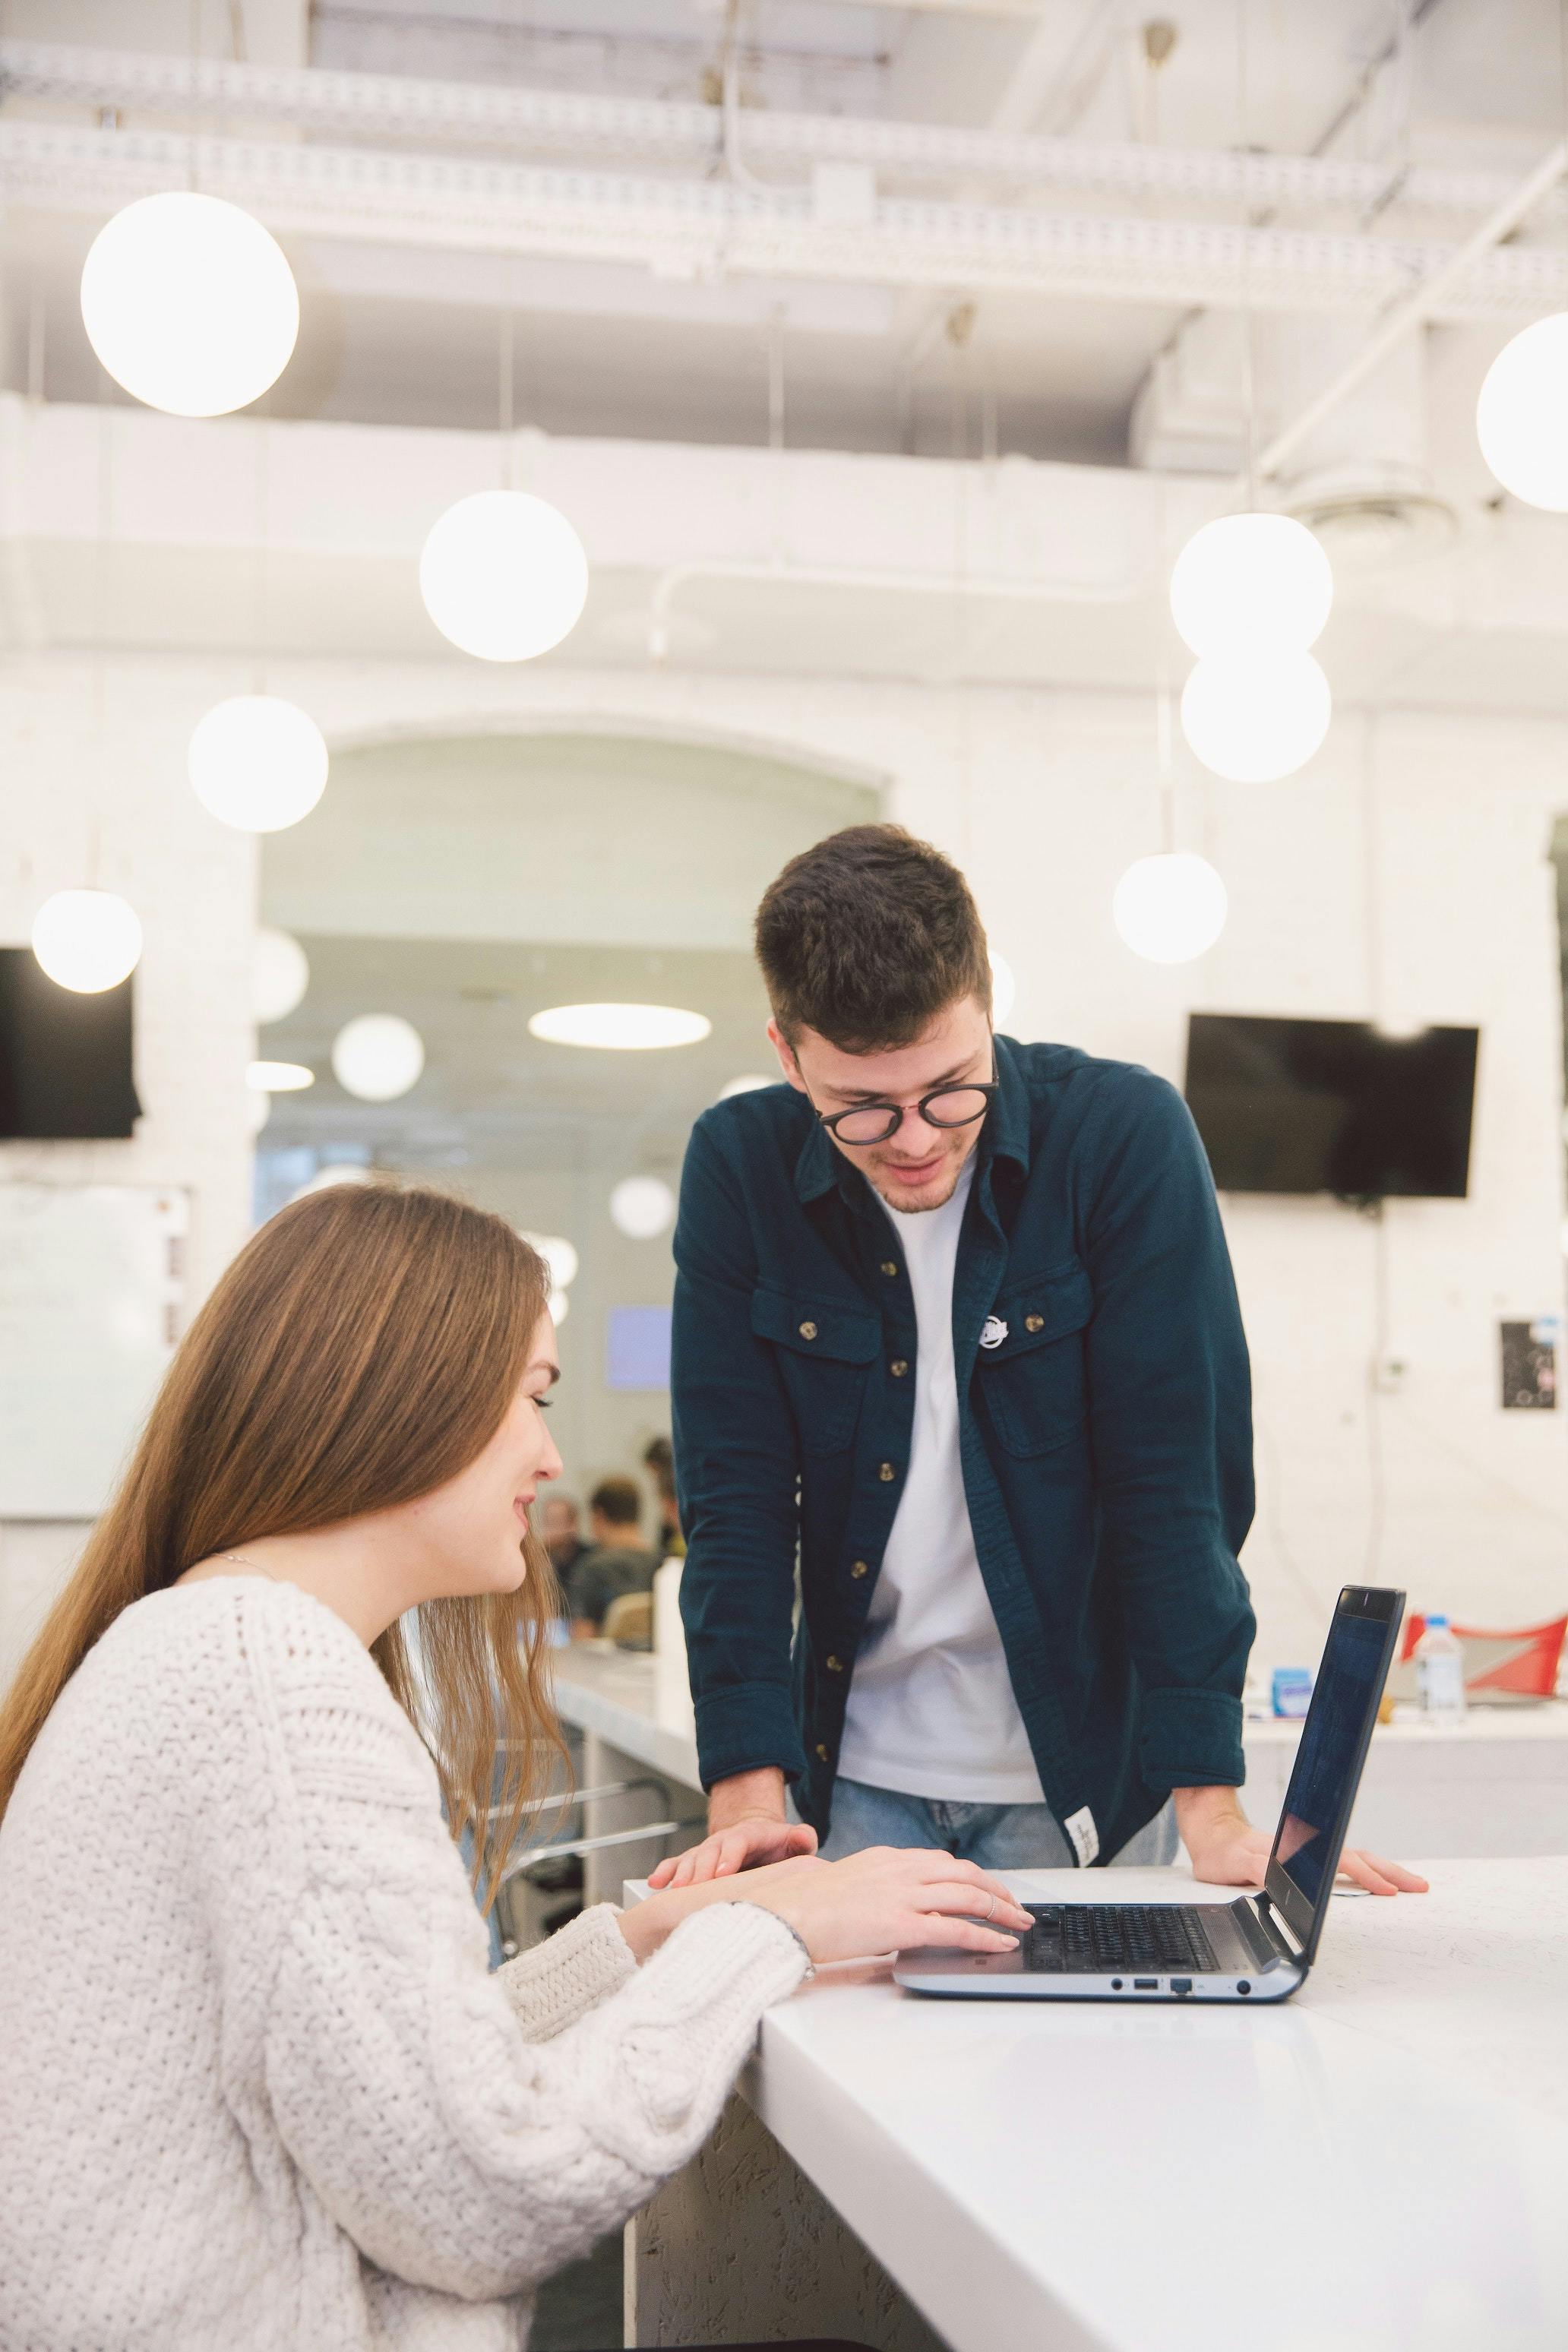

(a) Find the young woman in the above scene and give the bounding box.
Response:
[0,1181,1029,2351]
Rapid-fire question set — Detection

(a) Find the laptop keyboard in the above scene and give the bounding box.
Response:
[1022,1903,1219,1975]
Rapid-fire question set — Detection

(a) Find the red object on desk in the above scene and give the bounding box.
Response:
[1399,1613,1567,1699]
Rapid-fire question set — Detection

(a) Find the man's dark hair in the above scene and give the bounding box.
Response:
[641,1435,675,1504]
[590,1475,642,1529]
[754,824,991,1051]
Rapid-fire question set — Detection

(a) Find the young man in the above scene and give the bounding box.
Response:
[653,826,1424,1899]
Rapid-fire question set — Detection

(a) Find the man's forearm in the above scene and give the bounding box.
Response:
[1172,1784,1248,1851]
[707,1765,788,1831]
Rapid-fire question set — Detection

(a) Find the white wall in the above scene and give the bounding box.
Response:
[2,403,1565,1696]
[0,651,256,1680]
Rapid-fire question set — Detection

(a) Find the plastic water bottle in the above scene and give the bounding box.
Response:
[1415,1614,1468,1724]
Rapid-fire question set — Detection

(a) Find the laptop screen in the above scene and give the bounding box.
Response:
[1265,1587,1402,1955]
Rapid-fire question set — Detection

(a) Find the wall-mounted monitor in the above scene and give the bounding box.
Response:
[0,947,141,1140]
[1184,1013,1478,1200]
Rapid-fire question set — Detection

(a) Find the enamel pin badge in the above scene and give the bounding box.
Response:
[979,1316,1008,1349]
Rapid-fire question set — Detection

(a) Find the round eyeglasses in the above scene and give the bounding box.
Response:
[817,1080,997,1149]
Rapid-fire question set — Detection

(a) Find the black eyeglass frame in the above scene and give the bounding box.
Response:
[812,1075,1000,1148]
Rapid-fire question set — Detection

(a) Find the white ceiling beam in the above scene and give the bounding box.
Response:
[1253,135,1568,485]
[4,39,1564,225]
[7,119,1566,321]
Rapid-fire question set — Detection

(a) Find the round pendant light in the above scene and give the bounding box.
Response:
[246,1060,313,1092]
[1180,651,1331,783]
[189,697,329,833]
[331,1014,425,1102]
[719,1074,773,1099]
[80,191,299,418]
[610,1175,676,1240]
[419,491,590,662]
[529,1003,711,1051]
[252,926,310,1023]
[1112,854,1228,965]
[988,953,1017,1027]
[1169,513,1332,659]
[519,1232,580,1291]
[1475,312,1568,511]
[30,889,143,993]
[548,1287,571,1328]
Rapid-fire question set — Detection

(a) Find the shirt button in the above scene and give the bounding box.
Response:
[878,1461,896,1482]
[1025,1313,1045,1333]
[880,1260,898,1279]
[798,1320,818,1340]
[815,1743,830,1762]
[850,1560,869,1579]
[890,1358,909,1377]
[826,1655,845,1674]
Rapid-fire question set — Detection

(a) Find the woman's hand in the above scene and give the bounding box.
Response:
[619,1845,1034,1967]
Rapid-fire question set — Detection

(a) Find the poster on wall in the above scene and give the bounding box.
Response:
[1498,1318,1557,1410]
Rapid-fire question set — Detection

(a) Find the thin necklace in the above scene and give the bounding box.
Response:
[218,1550,280,1582]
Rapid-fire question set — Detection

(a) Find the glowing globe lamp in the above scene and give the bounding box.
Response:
[989,953,1016,1027]
[1112,854,1228,965]
[1169,512,1332,659]
[1476,313,1568,511]
[1180,652,1331,783]
[31,889,143,993]
[331,1015,425,1102]
[610,1176,675,1240]
[252,927,309,1023]
[189,697,329,833]
[548,1288,571,1328]
[80,192,299,417]
[419,491,589,661]
[520,1233,580,1291]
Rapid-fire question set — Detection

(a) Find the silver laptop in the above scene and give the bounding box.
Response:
[895,1585,1403,2005]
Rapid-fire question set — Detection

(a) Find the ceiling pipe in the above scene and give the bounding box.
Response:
[1251,135,1568,488]
[6,119,1566,319]
[3,40,1563,225]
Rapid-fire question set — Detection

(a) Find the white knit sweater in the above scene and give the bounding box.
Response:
[0,1579,807,2350]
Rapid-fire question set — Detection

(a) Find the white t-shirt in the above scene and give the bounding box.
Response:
[836,1155,1045,1804]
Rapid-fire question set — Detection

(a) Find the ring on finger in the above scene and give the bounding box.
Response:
[983,1891,997,1921]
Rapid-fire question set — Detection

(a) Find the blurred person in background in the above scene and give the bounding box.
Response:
[540,1492,590,1586]
[566,1475,662,1639]
[643,1435,685,1557]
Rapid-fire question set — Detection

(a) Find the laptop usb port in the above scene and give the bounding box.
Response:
[1133,1977,1158,1990]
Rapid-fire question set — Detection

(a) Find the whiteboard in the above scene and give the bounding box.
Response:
[0,1185,188,1518]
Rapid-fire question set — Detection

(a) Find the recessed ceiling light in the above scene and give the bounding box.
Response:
[529,1002,712,1051]
[248,1059,315,1092]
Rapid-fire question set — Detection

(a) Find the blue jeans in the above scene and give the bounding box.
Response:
[814,1778,1179,1870]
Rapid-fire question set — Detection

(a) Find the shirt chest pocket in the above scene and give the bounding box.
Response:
[751,1288,880,1456]
[975,1259,1094,1458]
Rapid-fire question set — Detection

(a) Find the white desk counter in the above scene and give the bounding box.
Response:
[628,1857,1568,2352]
[552,1643,1568,1870]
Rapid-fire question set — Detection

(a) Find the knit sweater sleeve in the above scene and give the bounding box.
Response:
[261,1660,806,2303]
[496,1902,637,2042]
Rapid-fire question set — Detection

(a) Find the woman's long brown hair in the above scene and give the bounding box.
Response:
[0,1181,567,1909]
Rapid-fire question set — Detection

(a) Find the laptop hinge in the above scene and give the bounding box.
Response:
[1253,1891,1306,1964]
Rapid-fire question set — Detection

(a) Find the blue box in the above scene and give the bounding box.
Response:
[1271,1667,1314,1719]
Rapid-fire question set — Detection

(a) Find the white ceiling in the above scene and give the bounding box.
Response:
[8,0,1568,466]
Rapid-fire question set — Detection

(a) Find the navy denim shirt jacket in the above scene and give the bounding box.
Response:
[671,1034,1257,1864]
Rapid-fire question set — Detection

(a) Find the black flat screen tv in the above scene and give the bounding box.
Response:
[0,947,141,1139]
[1184,1013,1478,1200]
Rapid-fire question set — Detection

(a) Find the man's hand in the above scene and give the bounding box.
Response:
[646,1765,818,1889]
[1173,1786,1429,1896]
